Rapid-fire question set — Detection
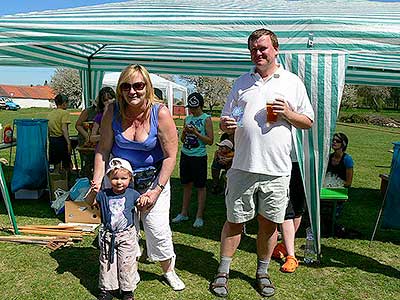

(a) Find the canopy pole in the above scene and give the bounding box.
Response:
[0,163,20,235]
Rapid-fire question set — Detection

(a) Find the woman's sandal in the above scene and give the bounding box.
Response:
[272,242,288,260]
[209,272,229,297]
[256,273,275,297]
[280,255,299,273]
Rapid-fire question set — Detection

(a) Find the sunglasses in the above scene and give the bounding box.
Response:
[120,82,146,91]
[332,138,342,143]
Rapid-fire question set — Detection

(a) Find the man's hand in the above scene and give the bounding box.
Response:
[272,98,293,121]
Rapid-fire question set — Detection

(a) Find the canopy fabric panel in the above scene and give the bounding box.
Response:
[281,52,348,255]
[79,70,105,103]
[0,0,399,85]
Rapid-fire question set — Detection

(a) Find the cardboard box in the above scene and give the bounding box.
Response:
[64,200,101,224]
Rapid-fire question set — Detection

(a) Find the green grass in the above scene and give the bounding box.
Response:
[1,109,400,300]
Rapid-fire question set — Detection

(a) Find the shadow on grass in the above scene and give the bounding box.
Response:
[320,245,400,280]
[338,187,400,245]
[0,194,65,222]
[50,246,99,297]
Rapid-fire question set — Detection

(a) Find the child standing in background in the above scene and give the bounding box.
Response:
[211,139,234,194]
[173,92,214,228]
[47,94,71,173]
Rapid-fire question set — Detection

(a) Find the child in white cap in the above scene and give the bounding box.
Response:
[211,139,234,194]
[87,157,148,300]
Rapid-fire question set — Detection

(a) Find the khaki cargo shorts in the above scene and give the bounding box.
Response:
[225,168,290,224]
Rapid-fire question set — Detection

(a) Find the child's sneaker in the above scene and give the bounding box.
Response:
[164,270,186,291]
[172,214,189,223]
[193,218,204,228]
[122,291,134,300]
[97,290,113,300]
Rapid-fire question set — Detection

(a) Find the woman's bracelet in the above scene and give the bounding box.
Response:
[157,183,165,191]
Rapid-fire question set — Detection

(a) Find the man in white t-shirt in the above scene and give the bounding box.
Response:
[209,28,314,298]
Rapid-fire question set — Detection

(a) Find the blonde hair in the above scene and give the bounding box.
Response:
[107,167,132,180]
[116,64,156,120]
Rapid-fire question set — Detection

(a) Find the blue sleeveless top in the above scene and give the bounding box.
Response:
[111,103,164,170]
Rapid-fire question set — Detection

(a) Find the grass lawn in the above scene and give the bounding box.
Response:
[0,109,399,300]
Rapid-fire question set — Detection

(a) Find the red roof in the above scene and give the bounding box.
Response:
[0,84,55,100]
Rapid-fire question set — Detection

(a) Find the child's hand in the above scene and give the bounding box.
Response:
[138,189,160,212]
[185,124,196,134]
[137,195,151,212]
[90,179,101,193]
[218,157,232,165]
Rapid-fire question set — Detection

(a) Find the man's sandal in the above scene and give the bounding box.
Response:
[272,242,287,260]
[280,255,299,273]
[256,273,275,297]
[209,272,229,297]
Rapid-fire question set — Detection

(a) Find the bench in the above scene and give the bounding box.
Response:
[320,187,348,236]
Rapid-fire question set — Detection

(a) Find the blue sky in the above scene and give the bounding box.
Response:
[0,0,125,86]
[1,0,400,85]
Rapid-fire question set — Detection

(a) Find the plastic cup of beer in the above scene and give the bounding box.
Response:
[266,101,278,124]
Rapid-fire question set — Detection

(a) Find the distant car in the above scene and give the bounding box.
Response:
[0,97,20,110]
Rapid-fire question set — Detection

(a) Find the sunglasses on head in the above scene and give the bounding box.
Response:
[120,82,146,91]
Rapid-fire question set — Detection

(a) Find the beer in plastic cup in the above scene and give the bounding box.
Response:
[266,102,278,123]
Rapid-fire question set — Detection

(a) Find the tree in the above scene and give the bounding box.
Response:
[341,84,358,109]
[50,67,82,108]
[390,87,400,110]
[356,85,391,111]
[181,76,232,112]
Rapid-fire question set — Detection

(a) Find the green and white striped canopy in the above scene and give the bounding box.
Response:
[0,0,399,254]
[0,0,399,84]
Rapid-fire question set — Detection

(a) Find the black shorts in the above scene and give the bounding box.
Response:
[285,162,306,219]
[49,136,71,167]
[179,152,207,188]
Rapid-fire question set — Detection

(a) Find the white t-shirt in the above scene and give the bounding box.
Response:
[222,66,314,176]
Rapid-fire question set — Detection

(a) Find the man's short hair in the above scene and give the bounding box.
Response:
[54,94,68,106]
[248,28,279,50]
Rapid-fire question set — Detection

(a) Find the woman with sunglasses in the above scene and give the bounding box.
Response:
[326,132,354,188]
[92,64,185,295]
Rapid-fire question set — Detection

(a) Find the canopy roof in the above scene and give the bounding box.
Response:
[0,0,399,86]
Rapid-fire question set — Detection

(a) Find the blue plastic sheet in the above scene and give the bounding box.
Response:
[382,142,400,229]
[11,119,49,193]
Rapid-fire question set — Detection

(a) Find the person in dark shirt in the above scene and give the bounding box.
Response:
[326,132,354,187]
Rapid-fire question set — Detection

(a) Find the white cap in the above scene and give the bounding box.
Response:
[106,158,133,175]
[216,139,233,150]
